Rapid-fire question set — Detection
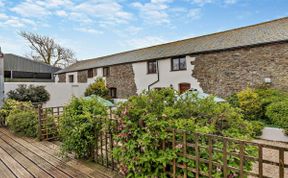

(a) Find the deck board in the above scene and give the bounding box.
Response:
[0,159,16,178]
[0,146,33,178]
[0,138,52,178]
[0,128,117,178]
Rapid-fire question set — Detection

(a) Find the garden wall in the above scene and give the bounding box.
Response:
[4,82,89,107]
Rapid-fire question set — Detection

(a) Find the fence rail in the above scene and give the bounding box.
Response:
[38,106,288,177]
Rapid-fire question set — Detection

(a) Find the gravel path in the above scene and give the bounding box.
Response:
[249,139,288,178]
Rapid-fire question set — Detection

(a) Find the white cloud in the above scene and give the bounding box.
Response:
[11,2,49,17]
[187,8,201,19]
[191,0,213,6]
[56,10,68,17]
[75,1,132,25]
[124,36,167,49]
[3,17,36,28]
[132,0,173,25]
[0,13,8,20]
[75,27,103,34]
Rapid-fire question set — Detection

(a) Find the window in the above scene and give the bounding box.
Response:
[68,75,74,83]
[88,68,94,78]
[147,60,157,74]
[109,88,117,98]
[103,67,110,77]
[171,57,186,71]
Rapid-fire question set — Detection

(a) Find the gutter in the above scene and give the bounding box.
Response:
[148,60,159,90]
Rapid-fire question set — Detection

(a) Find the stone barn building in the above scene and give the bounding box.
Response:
[55,17,288,99]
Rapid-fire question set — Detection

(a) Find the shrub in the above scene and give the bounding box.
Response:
[113,88,256,177]
[59,96,108,158]
[0,99,35,127]
[84,78,109,98]
[236,88,262,120]
[6,110,38,137]
[7,84,50,103]
[228,87,288,126]
[266,100,288,131]
[250,120,264,137]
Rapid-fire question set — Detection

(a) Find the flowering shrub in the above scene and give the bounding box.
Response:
[113,88,257,177]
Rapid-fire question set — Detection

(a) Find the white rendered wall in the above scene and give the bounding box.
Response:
[4,82,89,107]
[132,56,202,94]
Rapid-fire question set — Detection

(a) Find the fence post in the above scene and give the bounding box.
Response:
[279,148,284,178]
[223,139,228,178]
[37,104,43,141]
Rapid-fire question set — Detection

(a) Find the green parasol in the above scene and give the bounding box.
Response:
[84,95,115,107]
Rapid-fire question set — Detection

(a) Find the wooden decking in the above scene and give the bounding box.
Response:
[0,128,119,178]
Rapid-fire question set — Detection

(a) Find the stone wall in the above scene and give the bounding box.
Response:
[77,70,88,83]
[192,42,288,97]
[58,73,66,83]
[106,63,137,98]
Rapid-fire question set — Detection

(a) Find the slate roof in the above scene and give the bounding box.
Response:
[4,54,61,73]
[57,17,288,74]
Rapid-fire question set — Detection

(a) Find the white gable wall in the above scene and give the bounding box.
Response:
[132,56,202,94]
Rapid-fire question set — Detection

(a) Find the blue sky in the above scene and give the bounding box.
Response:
[0,0,287,60]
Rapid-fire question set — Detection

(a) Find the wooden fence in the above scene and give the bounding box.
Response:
[38,106,288,177]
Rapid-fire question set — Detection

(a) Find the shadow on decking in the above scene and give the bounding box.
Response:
[0,127,120,178]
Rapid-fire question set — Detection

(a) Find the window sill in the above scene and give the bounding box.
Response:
[170,69,187,72]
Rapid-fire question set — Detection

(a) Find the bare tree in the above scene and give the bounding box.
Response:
[20,31,77,68]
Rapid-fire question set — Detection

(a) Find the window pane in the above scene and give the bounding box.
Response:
[172,58,179,70]
[88,69,93,78]
[103,67,109,76]
[179,57,186,70]
[69,75,74,83]
[148,61,157,73]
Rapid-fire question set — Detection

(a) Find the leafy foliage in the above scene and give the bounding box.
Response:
[0,99,36,127]
[7,111,38,137]
[113,88,257,177]
[227,87,288,131]
[7,84,50,103]
[2,99,38,137]
[84,78,109,98]
[266,100,288,133]
[59,96,108,158]
[236,88,262,120]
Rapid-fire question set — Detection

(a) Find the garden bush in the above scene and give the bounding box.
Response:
[113,88,257,177]
[236,88,262,120]
[7,84,50,103]
[84,78,109,98]
[0,99,35,127]
[266,100,288,133]
[59,96,108,158]
[228,87,288,129]
[6,110,38,137]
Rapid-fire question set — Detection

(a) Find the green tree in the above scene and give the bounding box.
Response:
[84,78,109,98]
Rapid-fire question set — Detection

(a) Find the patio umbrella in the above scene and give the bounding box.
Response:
[84,95,115,107]
[178,89,225,103]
